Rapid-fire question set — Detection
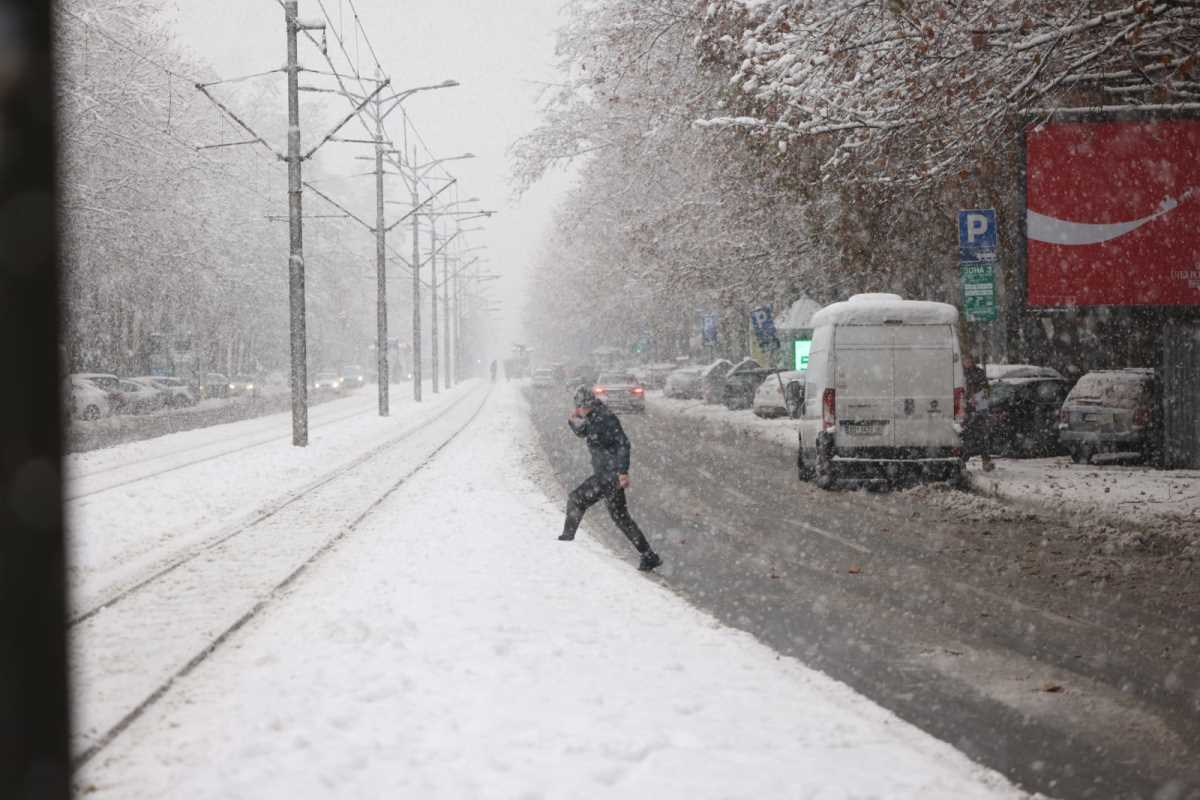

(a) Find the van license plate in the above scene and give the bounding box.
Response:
[844,422,885,436]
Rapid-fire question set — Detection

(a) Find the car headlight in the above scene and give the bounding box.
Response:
[228,383,235,390]
[247,384,254,390]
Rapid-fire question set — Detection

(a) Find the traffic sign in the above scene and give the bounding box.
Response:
[960,262,997,322]
[958,208,998,262]
[750,305,781,352]
[700,312,719,347]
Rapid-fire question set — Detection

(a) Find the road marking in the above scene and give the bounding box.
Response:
[782,518,873,554]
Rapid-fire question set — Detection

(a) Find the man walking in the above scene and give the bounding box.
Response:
[962,354,995,472]
[559,385,662,571]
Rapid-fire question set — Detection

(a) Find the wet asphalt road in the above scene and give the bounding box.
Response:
[525,387,1200,800]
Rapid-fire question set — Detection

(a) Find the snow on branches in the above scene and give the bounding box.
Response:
[696,0,1200,183]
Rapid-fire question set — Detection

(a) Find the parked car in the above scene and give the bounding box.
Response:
[64,377,113,421]
[113,379,167,414]
[592,372,646,413]
[131,376,198,407]
[795,294,965,489]
[632,362,678,390]
[663,366,704,399]
[699,359,734,404]
[74,371,122,392]
[313,371,341,391]
[983,366,1069,456]
[341,364,366,389]
[532,367,556,387]
[752,370,806,418]
[721,358,766,410]
[199,372,230,399]
[1058,368,1158,464]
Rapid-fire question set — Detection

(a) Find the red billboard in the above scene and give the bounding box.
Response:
[1025,119,1200,307]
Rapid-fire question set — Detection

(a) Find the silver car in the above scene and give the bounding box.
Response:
[592,372,646,413]
[1058,368,1156,464]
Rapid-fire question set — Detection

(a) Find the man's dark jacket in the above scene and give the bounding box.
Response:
[569,403,631,479]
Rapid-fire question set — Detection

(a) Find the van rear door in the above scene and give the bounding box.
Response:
[891,325,958,448]
[833,325,895,447]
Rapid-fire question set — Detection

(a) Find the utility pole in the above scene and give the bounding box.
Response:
[443,245,452,390]
[373,74,389,415]
[411,144,422,402]
[285,0,309,446]
[431,219,439,394]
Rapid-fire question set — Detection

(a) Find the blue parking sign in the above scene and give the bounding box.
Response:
[750,305,780,352]
[958,208,998,262]
[701,313,719,347]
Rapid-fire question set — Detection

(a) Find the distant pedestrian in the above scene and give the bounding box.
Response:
[490,359,497,383]
[560,385,661,571]
[961,354,994,472]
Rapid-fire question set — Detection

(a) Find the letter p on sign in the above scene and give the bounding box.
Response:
[966,213,989,242]
[958,208,997,262]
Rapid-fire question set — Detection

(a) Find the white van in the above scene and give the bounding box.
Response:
[795,294,965,488]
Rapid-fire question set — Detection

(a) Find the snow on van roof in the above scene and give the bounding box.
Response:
[810,294,959,327]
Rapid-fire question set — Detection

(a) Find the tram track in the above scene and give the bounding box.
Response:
[69,387,481,627]
[72,384,491,769]
[66,400,380,501]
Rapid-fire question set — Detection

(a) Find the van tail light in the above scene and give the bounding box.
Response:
[953,387,965,423]
[630,386,644,397]
[821,388,836,431]
[1133,406,1151,429]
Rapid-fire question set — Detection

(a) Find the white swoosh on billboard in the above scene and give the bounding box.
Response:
[1027,189,1195,246]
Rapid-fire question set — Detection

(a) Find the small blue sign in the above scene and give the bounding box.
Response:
[750,305,781,352]
[701,313,719,347]
[958,208,998,262]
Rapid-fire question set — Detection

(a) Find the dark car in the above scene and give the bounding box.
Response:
[592,372,646,413]
[723,365,772,410]
[718,358,764,410]
[984,367,1070,456]
[1057,368,1157,464]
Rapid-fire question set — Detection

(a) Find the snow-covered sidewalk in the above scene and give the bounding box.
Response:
[74,384,1031,798]
[967,457,1200,530]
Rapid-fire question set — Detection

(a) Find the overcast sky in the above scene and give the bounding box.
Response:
[166,0,574,354]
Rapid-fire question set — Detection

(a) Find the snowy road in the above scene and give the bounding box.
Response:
[527,386,1200,800]
[71,384,1030,798]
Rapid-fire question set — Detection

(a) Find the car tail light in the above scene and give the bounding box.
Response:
[821,388,836,431]
[593,386,606,397]
[631,386,644,396]
[1133,406,1151,428]
[953,387,965,423]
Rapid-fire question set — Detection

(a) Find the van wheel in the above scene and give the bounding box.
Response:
[82,404,101,421]
[814,448,837,491]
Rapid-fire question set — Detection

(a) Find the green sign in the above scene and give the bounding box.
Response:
[793,339,812,371]
[960,262,997,322]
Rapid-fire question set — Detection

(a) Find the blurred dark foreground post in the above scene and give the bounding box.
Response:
[0,1,71,798]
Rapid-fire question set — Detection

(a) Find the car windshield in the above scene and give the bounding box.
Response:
[316,372,337,380]
[1069,374,1149,408]
[597,374,635,385]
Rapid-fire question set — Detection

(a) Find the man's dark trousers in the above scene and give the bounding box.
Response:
[561,474,650,552]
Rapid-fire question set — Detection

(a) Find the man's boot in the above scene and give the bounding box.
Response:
[638,550,662,571]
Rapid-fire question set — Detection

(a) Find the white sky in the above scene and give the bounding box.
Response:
[165,0,575,353]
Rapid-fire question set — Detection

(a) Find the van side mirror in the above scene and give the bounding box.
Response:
[785,381,805,418]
